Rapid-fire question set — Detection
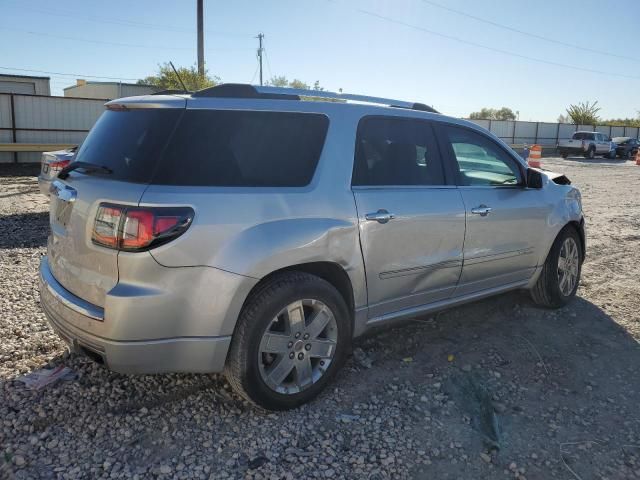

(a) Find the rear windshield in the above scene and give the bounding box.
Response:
[572,132,594,140]
[153,110,329,187]
[73,109,182,183]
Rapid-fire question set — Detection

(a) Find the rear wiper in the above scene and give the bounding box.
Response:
[58,161,112,180]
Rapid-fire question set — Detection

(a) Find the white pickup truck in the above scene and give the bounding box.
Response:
[557,131,616,159]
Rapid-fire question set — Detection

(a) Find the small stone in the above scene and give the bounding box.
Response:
[509,462,517,471]
[480,453,491,463]
[13,456,25,466]
[159,465,172,474]
[462,364,472,372]
[324,468,335,477]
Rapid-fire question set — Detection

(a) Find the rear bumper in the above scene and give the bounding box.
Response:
[39,257,234,374]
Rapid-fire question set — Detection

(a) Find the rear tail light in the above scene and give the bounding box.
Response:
[50,159,71,174]
[92,204,194,251]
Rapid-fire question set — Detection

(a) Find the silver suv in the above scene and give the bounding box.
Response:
[39,84,585,410]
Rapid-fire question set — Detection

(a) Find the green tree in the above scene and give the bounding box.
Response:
[138,63,220,91]
[557,114,570,124]
[267,75,289,87]
[288,79,309,89]
[469,107,516,121]
[565,101,600,125]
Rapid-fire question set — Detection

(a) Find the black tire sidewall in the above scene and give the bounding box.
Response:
[238,275,350,410]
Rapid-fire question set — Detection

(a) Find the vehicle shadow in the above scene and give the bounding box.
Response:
[0,211,49,249]
[1,292,639,478]
[557,156,630,165]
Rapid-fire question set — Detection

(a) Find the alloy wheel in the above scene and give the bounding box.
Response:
[557,237,579,296]
[258,299,338,394]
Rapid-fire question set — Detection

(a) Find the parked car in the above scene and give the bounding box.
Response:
[612,137,639,159]
[38,147,77,195]
[557,131,616,159]
[39,84,585,410]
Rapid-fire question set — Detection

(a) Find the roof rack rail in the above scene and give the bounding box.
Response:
[191,83,439,113]
[151,89,191,95]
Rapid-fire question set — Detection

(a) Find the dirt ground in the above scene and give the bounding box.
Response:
[0,158,639,480]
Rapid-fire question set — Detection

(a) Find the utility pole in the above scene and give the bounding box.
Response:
[256,33,264,85]
[197,0,204,77]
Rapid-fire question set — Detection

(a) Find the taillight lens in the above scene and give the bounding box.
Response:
[92,204,193,251]
[50,159,71,173]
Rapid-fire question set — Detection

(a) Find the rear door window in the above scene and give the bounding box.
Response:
[72,109,182,183]
[352,116,446,186]
[154,110,329,187]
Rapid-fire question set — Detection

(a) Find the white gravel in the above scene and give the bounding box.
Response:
[1,159,639,479]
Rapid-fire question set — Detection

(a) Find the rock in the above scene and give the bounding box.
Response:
[480,453,491,464]
[353,348,373,369]
[159,465,172,474]
[14,455,25,466]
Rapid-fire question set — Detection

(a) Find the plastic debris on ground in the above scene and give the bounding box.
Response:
[15,365,76,390]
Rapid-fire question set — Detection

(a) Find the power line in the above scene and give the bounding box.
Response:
[420,0,640,63]
[263,49,274,81]
[0,26,192,50]
[358,9,640,81]
[0,66,140,81]
[5,4,255,37]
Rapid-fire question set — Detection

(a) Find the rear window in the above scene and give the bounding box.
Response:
[572,132,594,140]
[73,109,182,183]
[153,110,329,187]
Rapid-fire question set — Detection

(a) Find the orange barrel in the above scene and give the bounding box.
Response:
[528,145,542,168]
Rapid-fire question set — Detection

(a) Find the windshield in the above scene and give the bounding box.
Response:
[73,109,182,183]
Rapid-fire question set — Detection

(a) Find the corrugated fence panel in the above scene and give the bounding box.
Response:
[14,95,104,130]
[558,124,577,139]
[0,94,12,129]
[489,120,515,140]
[513,122,537,145]
[0,129,12,163]
[595,125,612,136]
[577,124,595,132]
[610,126,626,137]
[537,123,558,145]
[625,127,639,138]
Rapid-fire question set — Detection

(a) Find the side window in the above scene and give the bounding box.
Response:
[441,125,522,187]
[352,117,445,186]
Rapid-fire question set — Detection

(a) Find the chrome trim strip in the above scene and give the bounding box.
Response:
[463,247,534,266]
[39,257,104,321]
[379,259,462,279]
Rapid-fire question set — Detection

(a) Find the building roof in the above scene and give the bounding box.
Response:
[0,73,50,80]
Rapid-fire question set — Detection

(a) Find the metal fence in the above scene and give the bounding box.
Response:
[1,93,639,163]
[0,93,105,163]
[467,119,640,147]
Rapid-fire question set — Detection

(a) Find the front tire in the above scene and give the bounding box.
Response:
[225,272,351,410]
[531,226,583,308]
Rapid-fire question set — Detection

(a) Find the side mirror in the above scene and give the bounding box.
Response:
[526,168,543,189]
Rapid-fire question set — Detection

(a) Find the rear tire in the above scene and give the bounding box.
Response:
[560,152,568,159]
[225,272,351,410]
[584,146,595,159]
[531,226,582,308]
[607,149,616,159]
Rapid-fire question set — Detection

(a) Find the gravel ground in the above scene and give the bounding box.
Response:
[1,158,639,480]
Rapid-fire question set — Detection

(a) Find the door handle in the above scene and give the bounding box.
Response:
[471,205,492,216]
[365,209,395,224]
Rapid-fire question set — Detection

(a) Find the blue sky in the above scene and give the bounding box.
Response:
[2,0,639,121]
